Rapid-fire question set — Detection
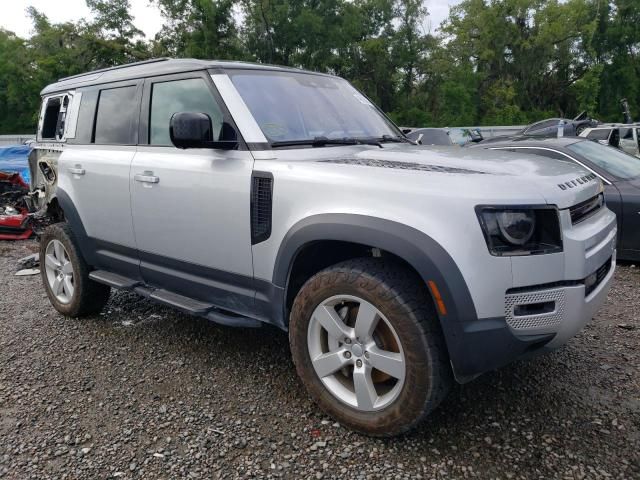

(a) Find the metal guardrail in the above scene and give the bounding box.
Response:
[0,134,35,145]
[403,125,525,139]
[469,125,525,138]
[1,126,526,146]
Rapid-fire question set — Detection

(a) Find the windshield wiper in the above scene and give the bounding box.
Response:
[271,136,382,148]
[379,134,418,145]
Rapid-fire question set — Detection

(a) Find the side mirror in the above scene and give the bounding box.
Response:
[170,112,238,150]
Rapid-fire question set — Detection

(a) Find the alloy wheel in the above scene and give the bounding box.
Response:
[307,295,406,412]
[44,239,75,304]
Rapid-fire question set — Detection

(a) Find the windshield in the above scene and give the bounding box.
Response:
[567,140,640,180]
[228,70,400,143]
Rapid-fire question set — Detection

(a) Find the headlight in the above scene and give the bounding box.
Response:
[476,206,563,256]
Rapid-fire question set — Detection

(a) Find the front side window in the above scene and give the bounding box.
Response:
[94,86,137,144]
[228,70,399,143]
[567,140,640,180]
[150,78,224,146]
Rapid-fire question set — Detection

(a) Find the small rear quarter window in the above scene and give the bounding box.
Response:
[41,97,62,139]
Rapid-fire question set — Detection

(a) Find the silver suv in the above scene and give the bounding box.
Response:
[30,58,617,436]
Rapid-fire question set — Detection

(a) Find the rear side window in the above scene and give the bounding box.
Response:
[587,129,611,141]
[93,85,138,144]
[622,128,633,140]
[149,78,223,146]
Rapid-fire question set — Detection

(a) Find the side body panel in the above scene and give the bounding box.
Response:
[58,145,137,253]
[130,147,256,312]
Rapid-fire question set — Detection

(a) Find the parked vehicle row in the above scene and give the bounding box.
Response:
[477,137,640,261]
[517,112,599,137]
[580,124,640,158]
[28,58,617,436]
[405,127,483,146]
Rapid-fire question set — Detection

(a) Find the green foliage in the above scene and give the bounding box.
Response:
[0,0,639,134]
[0,29,39,132]
[153,0,243,59]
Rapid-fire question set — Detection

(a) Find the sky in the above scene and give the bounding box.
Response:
[0,0,461,40]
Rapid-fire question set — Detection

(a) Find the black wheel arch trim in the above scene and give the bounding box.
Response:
[272,214,483,374]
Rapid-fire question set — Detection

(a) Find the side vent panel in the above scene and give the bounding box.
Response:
[251,172,273,245]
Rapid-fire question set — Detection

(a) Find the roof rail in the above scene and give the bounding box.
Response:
[57,58,171,82]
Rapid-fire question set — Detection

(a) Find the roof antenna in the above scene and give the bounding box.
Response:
[620,98,633,124]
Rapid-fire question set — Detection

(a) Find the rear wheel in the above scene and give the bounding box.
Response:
[40,223,111,317]
[289,258,451,436]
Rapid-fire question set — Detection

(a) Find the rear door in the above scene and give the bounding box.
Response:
[130,72,256,313]
[58,81,142,278]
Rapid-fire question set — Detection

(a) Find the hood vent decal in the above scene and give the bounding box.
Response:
[558,173,597,190]
[319,158,485,174]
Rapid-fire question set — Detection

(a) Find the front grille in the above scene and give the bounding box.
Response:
[570,194,604,225]
[250,173,273,245]
[585,257,612,297]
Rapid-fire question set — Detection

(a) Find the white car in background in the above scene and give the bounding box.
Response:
[580,125,640,158]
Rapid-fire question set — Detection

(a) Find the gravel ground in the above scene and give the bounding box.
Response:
[0,239,639,480]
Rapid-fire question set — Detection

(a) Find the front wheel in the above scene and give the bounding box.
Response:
[289,258,452,436]
[40,223,111,317]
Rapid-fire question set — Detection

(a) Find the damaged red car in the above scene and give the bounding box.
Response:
[0,171,32,240]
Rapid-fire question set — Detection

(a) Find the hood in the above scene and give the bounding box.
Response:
[260,143,602,209]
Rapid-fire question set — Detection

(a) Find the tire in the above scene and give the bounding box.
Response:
[289,258,452,436]
[40,223,111,317]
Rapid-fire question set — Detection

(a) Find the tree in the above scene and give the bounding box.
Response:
[0,29,39,132]
[152,0,243,59]
[1,0,639,133]
[84,0,150,65]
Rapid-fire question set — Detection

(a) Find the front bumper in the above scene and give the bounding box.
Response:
[450,255,615,382]
[449,206,617,382]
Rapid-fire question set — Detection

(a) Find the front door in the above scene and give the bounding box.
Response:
[130,73,255,313]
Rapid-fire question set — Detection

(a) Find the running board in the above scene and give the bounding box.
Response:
[89,270,140,289]
[207,310,262,328]
[150,289,212,315]
[88,270,262,328]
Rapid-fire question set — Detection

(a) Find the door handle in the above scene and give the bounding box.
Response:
[68,165,85,175]
[134,172,160,184]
